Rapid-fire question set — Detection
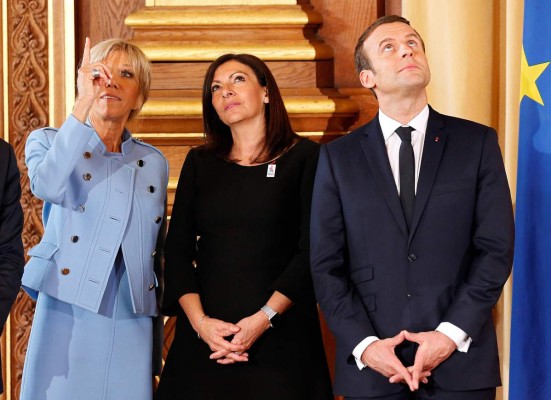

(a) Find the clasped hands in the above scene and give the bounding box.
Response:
[197,311,270,364]
[361,330,456,392]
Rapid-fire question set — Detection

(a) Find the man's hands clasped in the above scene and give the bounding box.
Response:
[361,330,456,392]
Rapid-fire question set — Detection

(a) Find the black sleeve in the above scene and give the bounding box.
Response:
[0,140,24,329]
[162,149,199,316]
[271,141,320,307]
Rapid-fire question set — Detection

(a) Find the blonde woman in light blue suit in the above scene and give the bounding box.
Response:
[20,38,168,400]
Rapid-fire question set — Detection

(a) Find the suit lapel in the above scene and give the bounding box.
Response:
[409,108,447,242]
[360,118,409,236]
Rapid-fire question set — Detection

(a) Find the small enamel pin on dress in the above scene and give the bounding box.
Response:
[267,163,276,178]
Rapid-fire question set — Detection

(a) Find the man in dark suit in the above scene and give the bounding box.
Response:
[0,138,24,394]
[310,15,514,400]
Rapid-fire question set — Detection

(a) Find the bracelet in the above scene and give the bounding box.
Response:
[197,314,208,339]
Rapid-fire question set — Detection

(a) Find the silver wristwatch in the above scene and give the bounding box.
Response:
[261,305,280,328]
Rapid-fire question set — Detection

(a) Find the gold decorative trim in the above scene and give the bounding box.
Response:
[125,6,322,27]
[2,0,8,143]
[168,177,179,190]
[134,131,330,139]
[136,41,333,62]
[48,0,75,127]
[140,97,359,116]
[284,98,359,114]
[142,99,202,116]
[147,1,297,5]
[64,1,75,120]
[135,132,205,139]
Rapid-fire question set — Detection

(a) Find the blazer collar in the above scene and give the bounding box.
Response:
[360,107,448,240]
[87,125,136,156]
[360,116,409,236]
[408,106,447,242]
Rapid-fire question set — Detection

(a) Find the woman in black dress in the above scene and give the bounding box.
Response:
[155,54,333,400]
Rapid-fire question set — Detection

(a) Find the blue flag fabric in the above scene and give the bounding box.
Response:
[510,0,551,398]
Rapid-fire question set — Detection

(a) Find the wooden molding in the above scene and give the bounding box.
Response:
[140,96,359,117]
[134,40,333,62]
[126,5,322,27]
[147,0,298,5]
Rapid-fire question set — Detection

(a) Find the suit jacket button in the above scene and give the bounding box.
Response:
[73,204,86,212]
[148,284,155,291]
[71,235,79,243]
[155,216,162,224]
[148,185,155,193]
[61,268,70,275]
[83,173,92,181]
[83,151,92,159]
[137,160,145,167]
[408,253,416,262]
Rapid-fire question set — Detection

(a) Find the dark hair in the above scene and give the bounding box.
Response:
[354,15,426,74]
[202,53,299,163]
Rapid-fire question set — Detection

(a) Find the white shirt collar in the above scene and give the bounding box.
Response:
[378,105,430,142]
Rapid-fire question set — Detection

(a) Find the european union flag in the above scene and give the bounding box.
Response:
[510,0,551,398]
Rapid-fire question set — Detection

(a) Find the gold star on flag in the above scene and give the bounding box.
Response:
[520,46,550,105]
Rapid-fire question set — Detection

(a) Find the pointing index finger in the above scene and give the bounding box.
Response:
[82,37,91,66]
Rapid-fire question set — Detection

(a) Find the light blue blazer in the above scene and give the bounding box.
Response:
[22,115,168,316]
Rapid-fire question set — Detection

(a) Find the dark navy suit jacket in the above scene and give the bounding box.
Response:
[310,107,514,397]
[0,138,24,394]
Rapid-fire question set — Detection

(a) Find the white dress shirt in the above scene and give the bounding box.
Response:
[351,106,471,370]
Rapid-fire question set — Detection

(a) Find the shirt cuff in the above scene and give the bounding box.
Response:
[352,336,379,370]
[436,322,471,353]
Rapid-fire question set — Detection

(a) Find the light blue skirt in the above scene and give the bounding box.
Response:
[20,253,153,400]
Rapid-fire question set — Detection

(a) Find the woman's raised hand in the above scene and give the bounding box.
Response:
[73,37,112,122]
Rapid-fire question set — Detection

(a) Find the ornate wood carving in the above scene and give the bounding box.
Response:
[7,0,49,398]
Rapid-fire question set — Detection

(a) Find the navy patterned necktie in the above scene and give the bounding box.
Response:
[395,126,415,230]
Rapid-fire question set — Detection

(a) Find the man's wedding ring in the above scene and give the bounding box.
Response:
[92,68,100,79]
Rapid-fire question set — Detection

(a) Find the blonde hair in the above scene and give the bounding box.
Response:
[88,39,151,121]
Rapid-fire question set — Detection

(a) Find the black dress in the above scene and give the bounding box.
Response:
[156,139,333,400]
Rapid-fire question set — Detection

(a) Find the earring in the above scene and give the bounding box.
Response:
[264,97,268,103]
